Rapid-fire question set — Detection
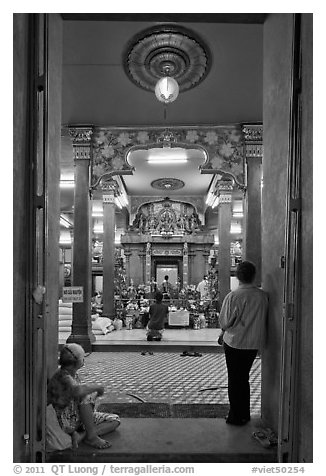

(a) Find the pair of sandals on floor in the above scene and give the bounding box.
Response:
[180,350,202,357]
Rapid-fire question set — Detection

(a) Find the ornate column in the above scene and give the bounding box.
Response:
[145,242,151,285]
[183,242,189,287]
[101,179,119,319]
[217,181,233,303]
[203,249,210,275]
[67,126,94,352]
[242,124,263,285]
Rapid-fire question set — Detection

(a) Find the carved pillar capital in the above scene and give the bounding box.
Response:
[216,181,233,204]
[101,178,120,197]
[69,126,94,161]
[242,124,263,159]
[242,124,263,142]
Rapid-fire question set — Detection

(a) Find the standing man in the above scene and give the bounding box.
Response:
[196,275,210,301]
[218,261,268,425]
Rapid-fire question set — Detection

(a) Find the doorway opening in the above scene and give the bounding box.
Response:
[152,257,183,290]
[156,264,178,289]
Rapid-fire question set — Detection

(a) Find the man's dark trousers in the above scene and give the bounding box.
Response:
[224,342,258,422]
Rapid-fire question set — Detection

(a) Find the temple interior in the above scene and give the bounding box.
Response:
[13,13,313,464]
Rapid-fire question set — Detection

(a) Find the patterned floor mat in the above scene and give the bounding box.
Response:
[79,352,261,414]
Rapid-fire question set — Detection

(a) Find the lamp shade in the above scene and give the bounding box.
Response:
[155,77,179,103]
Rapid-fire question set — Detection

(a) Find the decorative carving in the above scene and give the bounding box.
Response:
[242,126,263,143]
[216,181,233,204]
[217,181,234,193]
[103,194,115,204]
[218,194,232,204]
[152,248,183,256]
[69,127,94,161]
[131,198,201,236]
[69,127,93,144]
[151,178,185,191]
[156,130,178,147]
[92,125,245,186]
[245,143,263,158]
[123,24,211,93]
[100,178,119,194]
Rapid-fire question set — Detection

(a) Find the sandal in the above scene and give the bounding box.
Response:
[264,428,278,446]
[252,431,273,448]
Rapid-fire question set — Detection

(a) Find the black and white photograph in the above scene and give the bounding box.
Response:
[10,5,317,473]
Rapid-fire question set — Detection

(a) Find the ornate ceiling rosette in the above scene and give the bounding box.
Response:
[123,24,211,93]
[151,177,185,191]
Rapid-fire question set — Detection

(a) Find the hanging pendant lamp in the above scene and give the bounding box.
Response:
[155,76,179,104]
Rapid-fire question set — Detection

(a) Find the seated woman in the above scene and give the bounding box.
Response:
[47,343,120,449]
[146,291,169,341]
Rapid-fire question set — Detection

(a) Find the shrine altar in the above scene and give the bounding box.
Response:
[168,309,190,326]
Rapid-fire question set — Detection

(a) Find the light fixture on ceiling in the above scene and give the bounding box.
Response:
[232,200,244,218]
[93,224,104,234]
[230,221,242,234]
[124,24,210,99]
[147,148,188,164]
[60,179,75,188]
[60,214,73,228]
[155,74,179,104]
[115,196,123,209]
[59,230,72,245]
[212,195,220,209]
[147,157,187,164]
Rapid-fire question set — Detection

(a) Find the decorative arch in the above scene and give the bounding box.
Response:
[91,125,245,187]
[125,140,209,169]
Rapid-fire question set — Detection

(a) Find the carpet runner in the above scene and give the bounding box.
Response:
[97,402,229,418]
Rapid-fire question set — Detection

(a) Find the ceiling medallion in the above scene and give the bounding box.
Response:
[151,178,185,191]
[123,24,211,93]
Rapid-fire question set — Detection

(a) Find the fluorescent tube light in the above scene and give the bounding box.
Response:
[60,214,73,228]
[147,148,188,164]
[147,158,187,164]
[60,180,75,188]
[115,196,123,209]
[212,196,220,209]
[230,222,242,234]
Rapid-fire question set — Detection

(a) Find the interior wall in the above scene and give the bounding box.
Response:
[261,13,294,429]
[296,13,313,463]
[13,13,30,463]
[262,13,313,463]
[46,14,63,378]
[13,13,63,462]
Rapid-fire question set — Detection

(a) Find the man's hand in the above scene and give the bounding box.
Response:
[217,331,224,346]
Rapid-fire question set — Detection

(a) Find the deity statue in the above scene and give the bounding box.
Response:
[147,214,157,232]
[127,279,137,300]
[189,213,198,232]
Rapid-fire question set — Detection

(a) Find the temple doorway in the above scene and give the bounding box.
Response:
[156,264,178,290]
[152,257,183,290]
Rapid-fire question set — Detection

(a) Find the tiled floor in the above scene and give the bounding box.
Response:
[78,351,261,414]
